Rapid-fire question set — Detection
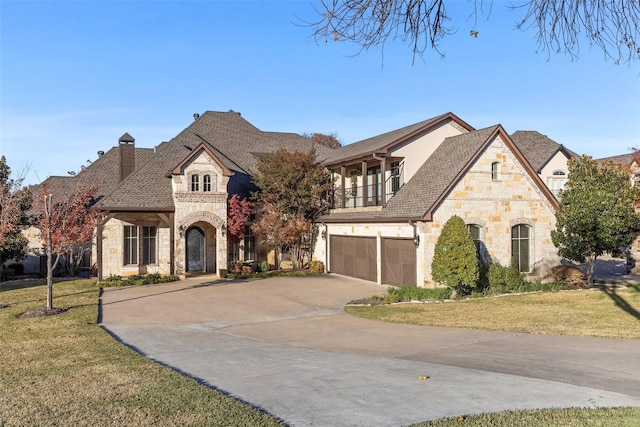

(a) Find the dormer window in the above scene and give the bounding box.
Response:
[203,175,212,192]
[191,174,200,191]
[491,162,501,181]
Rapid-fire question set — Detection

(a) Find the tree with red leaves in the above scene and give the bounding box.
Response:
[36,183,101,309]
[227,194,255,245]
[304,132,342,149]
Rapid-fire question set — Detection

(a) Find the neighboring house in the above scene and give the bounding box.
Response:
[21,110,574,286]
[596,152,640,274]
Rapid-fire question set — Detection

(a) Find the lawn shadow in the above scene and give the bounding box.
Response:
[600,286,640,321]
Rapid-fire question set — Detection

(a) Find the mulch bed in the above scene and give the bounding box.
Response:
[346,297,385,306]
[18,308,68,318]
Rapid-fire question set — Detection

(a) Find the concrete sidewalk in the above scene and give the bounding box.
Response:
[100,275,640,426]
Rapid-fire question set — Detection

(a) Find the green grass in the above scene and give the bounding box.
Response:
[0,279,285,426]
[411,407,640,426]
[345,286,640,339]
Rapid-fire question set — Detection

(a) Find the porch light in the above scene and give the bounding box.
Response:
[221,223,227,236]
[321,229,327,240]
[413,233,420,248]
[178,225,185,237]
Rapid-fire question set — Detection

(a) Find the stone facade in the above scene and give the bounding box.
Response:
[421,135,559,285]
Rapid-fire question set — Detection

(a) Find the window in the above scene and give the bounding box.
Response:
[511,225,530,272]
[243,235,256,261]
[142,226,157,264]
[203,175,212,192]
[124,225,138,265]
[390,161,402,194]
[491,162,500,181]
[467,224,481,241]
[349,169,359,208]
[467,224,485,261]
[548,170,566,197]
[191,174,199,191]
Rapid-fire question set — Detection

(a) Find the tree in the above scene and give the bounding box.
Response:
[551,155,640,285]
[431,215,479,296]
[0,156,31,275]
[227,194,255,245]
[251,149,334,269]
[310,1,640,64]
[35,183,101,309]
[303,132,342,149]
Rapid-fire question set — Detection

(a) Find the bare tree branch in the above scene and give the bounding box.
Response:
[308,0,640,64]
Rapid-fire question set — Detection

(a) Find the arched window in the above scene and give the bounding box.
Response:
[203,175,212,192]
[491,162,500,181]
[191,174,199,192]
[548,170,567,197]
[511,224,530,272]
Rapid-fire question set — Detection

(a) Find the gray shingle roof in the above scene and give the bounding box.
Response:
[322,112,472,165]
[101,110,334,210]
[596,152,635,166]
[322,126,501,222]
[510,131,577,172]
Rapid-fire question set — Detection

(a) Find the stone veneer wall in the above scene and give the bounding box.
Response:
[421,135,559,285]
[100,215,172,278]
[172,150,229,277]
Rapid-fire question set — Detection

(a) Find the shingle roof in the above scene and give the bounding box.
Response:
[510,131,577,172]
[322,126,501,222]
[100,110,334,210]
[322,112,472,165]
[30,146,154,208]
[596,153,635,166]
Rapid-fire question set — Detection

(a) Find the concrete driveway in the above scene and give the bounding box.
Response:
[100,274,640,426]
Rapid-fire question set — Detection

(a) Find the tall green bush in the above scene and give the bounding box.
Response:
[431,215,479,296]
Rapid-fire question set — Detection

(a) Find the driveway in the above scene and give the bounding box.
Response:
[100,274,640,426]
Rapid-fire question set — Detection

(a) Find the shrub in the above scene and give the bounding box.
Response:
[486,261,529,294]
[258,260,270,273]
[7,263,24,275]
[431,215,479,296]
[308,260,325,274]
[1,268,16,281]
[232,260,244,273]
[387,285,452,302]
[552,265,587,288]
[241,265,253,276]
[99,273,178,288]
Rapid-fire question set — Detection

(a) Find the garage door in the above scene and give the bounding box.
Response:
[381,238,416,287]
[330,236,377,282]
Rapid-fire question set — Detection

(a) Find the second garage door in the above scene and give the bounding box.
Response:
[381,238,416,287]
[329,236,377,282]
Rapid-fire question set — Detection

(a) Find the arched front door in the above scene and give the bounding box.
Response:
[186,227,205,272]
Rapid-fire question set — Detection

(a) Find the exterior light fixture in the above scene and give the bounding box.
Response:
[413,233,420,248]
[178,225,185,237]
[221,223,227,236]
[321,229,327,240]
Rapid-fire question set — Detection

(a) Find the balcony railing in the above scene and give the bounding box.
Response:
[330,164,404,209]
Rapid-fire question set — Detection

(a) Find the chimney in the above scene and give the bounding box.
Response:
[118,132,135,181]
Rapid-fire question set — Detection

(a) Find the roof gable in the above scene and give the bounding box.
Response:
[171,143,233,177]
[511,130,577,173]
[323,112,474,166]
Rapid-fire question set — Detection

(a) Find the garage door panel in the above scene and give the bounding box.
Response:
[382,238,416,287]
[330,236,376,283]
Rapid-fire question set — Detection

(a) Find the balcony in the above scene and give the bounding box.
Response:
[330,166,404,209]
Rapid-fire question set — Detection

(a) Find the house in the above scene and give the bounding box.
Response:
[23,110,574,286]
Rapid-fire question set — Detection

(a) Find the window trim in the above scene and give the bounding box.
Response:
[123,225,138,265]
[511,224,531,272]
[491,162,501,181]
[191,174,200,192]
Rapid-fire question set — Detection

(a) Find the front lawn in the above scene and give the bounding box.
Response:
[0,279,285,426]
[345,285,640,339]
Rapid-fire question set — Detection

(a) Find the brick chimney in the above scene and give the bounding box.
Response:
[118,133,135,181]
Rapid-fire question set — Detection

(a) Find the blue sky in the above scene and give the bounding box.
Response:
[1,1,639,185]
